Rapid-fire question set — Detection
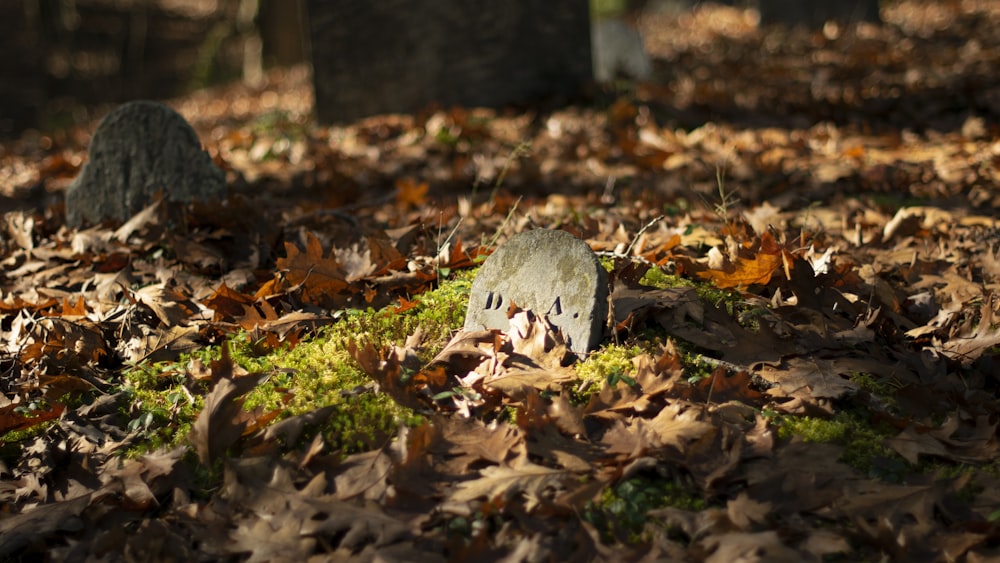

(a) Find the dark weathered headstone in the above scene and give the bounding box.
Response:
[464,229,608,357]
[758,0,880,27]
[307,0,592,124]
[65,101,225,227]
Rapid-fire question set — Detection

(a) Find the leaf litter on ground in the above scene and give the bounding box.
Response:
[4,1,1000,560]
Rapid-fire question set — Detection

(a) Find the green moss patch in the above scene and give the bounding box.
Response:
[120,271,475,456]
[774,410,906,478]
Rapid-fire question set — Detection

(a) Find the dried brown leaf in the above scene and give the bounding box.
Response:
[188,349,262,465]
[886,415,998,464]
[276,231,350,307]
[755,357,861,411]
[935,297,1000,365]
[0,402,65,436]
[0,494,92,557]
[448,459,573,511]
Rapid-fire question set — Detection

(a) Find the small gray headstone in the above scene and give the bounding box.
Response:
[65,100,225,227]
[464,229,608,357]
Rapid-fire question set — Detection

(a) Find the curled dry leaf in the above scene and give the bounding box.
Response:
[188,348,263,465]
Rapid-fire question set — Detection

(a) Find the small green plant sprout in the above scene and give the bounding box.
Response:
[488,141,532,201]
[699,162,740,228]
[586,475,706,543]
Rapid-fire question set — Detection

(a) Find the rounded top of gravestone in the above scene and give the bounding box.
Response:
[65,100,226,227]
[463,229,609,357]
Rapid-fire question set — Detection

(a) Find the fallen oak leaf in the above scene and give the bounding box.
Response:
[448,459,575,512]
[407,417,526,479]
[38,374,99,400]
[333,242,378,281]
[133,284,199,327]
[610,285,703,330]
[934,296,1000,366]
[366,233,408,275]
[203,282,256,322]
[235,297,281,331]
[439,236,491,270]
[581,348,684,417]
[331,448,394,502]
[644,402,716,453]
[697,230,792,289]
[276,231,350,307]
[241,309,334,339]
[100,446,186,511]
[220,462,415,559]
[258,404,339,448]
[886,415,998,464]
[486,368,576,398]
[132,325,201,363]
[698,531,802,562]
[0,402,65,436]
[506,308,574,370]
[754,357,861,412]
[465,310,578,401]
[678,366,767,407]
[390,295,419,314]
[349,340,445,411]
[547,391,587,436]
[188,346,263,465]
[427,328,500,374]
[698,251,784,289]
[0,494,92,557]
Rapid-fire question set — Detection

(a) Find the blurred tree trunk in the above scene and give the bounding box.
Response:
[259,0,308,67]
[26,0,251,106]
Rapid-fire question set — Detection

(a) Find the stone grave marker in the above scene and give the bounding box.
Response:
[464,229,608,357]
[306,0,592,124]
[65,101,226,227]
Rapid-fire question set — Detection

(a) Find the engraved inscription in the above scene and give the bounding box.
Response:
[485,291,503,310]
[463,229,608,357]
[484,292,568,319]
[546,296,563,316]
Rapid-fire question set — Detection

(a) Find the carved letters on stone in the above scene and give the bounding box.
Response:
[464,229,608,357]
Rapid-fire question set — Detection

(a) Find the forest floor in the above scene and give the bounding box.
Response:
[3,1,1000,560]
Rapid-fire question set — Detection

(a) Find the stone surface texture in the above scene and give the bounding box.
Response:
[65,101,225,227]
[464,229,608,356]
[307,0,592,124]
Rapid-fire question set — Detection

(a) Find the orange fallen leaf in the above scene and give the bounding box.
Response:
[395,177,429,208]
[59,295,87,317]
[698,251,784,289]
[391,295,419,314]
